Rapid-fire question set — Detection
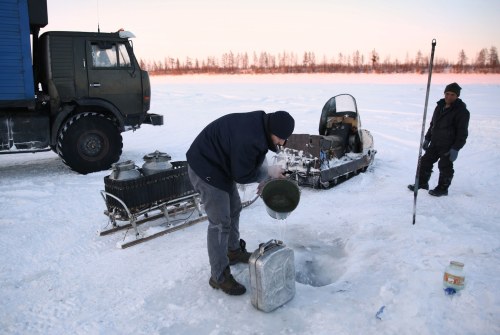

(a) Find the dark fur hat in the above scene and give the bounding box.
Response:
[269,111,295,140]
[444,82,462,97]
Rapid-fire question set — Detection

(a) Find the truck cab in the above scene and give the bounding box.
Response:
[0,0,162,174]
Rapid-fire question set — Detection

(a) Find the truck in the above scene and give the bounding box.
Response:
[0,0,163,174]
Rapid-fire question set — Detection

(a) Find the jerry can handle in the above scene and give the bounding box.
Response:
[259,239,283,255]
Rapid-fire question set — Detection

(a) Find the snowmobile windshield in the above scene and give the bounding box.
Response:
[319,94,359,135]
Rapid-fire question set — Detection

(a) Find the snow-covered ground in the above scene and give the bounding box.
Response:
[1,74,499,335]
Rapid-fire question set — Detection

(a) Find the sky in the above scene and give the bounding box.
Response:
[41,0,500,64]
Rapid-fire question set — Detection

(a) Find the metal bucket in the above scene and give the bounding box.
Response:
[261,179,300,220]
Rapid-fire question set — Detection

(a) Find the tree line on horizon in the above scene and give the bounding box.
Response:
[140,46,500,75]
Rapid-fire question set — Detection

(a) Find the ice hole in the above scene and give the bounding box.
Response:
[293,240,346,287]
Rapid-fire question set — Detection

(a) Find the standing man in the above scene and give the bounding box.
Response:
[187,110,295,295]
[409,82,470,196]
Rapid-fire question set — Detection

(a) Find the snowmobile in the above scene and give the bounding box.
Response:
[274,94,376,188]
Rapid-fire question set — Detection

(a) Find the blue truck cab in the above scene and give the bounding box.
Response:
[0,0,163,174]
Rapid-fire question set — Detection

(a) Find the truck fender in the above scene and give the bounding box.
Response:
[75,98,126,130]
[50,99,126,145]
[51,104,75,145]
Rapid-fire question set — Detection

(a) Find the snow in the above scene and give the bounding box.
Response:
[1,73,500,334]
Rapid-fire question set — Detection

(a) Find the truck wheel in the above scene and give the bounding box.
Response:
[57,113,122,174]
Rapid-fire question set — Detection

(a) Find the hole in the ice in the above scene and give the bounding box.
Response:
[293,239,347,287]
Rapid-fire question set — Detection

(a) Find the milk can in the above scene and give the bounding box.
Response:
[142,150,172,176]
[443,261,465,293]
[109,160,141,180]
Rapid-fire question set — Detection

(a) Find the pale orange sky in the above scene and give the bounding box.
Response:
[43,0,500,64]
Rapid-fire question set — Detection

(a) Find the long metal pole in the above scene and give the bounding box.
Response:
[413,39,437,225]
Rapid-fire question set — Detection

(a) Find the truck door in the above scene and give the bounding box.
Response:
[86,41,143,118]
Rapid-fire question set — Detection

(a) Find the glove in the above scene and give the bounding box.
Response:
[447,148,459,162]
[422,139,430,151]
[268,165,285,179]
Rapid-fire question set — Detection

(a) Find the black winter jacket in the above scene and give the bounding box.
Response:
[186,111,277,193]
[425,98,470,152]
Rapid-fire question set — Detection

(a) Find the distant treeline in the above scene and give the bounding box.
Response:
[140,47,500,75]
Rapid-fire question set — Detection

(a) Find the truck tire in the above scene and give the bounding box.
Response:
[57,113,123,174]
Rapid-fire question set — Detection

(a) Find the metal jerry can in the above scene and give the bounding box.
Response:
[248,239,296,312]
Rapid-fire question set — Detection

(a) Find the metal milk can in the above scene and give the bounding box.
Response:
[142,150,172,176]
[109,160,141,180]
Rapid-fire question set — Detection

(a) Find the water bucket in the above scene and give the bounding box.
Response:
[261,179,300,220]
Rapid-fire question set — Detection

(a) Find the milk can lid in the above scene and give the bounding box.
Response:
[112,160,135,170]
[143,150,171,162]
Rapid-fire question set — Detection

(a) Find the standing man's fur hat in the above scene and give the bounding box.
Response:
[444,82,462,97]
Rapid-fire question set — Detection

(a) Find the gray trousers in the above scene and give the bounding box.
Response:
[188,166,242,283]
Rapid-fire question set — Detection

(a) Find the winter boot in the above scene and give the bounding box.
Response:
[408,183,429,191]
[428,186,448,197]
[408,170,431,192]
[209,266,246,295]
[227,239,252,265]
[429,175,452,197]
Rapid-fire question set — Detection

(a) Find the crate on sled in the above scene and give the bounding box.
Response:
[103,161,195,215]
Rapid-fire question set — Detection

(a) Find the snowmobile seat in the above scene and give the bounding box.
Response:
[341,116,358,131]
[326,115,358,131]
[320,135,346,158]
[325,122,351,153]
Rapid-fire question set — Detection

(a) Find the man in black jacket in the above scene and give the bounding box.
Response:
[187,110,295,295]
[409,82,470,196]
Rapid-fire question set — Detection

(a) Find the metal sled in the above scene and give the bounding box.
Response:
[100,161,206,248]
[100,161,261,248]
